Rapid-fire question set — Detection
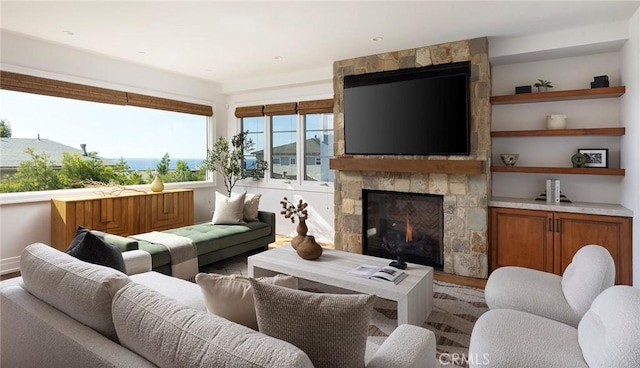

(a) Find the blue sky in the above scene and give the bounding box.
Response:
[1,89,207,159]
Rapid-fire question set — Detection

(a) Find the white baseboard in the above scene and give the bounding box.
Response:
[1,256,20,275]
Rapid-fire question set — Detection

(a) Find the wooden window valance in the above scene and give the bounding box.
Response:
[297,98,334,114]
[126,93,212,116]
[235,105,264,118]
[1,71,213,116]
[264,102,297,116]
[0,71,127,105]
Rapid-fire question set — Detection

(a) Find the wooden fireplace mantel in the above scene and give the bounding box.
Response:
[329,157,485,175]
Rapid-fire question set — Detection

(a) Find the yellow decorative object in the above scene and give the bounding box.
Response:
[150,174,164,192]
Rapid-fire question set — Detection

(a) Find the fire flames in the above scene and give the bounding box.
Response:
[405,213,413,242]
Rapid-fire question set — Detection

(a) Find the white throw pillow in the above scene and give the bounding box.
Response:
[195,273,298,330]
[243,193,262,222]
[211,191,246,224]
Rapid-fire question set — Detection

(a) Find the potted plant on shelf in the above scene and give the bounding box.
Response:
[201,131,268,197]
[534,79,553,93]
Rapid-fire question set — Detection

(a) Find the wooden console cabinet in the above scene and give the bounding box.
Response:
[490,207,632,285]
[51,189,194,251]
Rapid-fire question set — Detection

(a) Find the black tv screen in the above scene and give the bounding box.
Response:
[343,61,470,156]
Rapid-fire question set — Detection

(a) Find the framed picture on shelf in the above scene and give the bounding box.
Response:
[578,148,609,168]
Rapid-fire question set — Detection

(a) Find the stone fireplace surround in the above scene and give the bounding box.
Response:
[331,37,491,278]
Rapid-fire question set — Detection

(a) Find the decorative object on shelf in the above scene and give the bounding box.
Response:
[515,85,532,94]
[590,75,610,88]
[296,235,323,260]
[545,179,560,204]
[82,179,147,196]
[202,131,268,197]
[578,148,609,168]
[535,191,572,203]
[500,153,519,166]
[280,196,309,250]
[534,79,553,93]
[150,173,164,192]
[571,152,588,168]
[546,114,567,130]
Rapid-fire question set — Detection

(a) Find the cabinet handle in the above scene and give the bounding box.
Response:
[556,219,561,233]
[548,218,553,232]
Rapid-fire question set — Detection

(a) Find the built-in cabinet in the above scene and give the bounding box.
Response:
[490,206,632,285]
[51,189,194,251]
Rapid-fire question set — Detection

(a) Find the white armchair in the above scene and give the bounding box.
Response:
[469,285,640,368]
[484,244,615,326]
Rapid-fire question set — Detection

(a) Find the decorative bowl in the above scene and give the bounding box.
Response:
[500,153,519,166]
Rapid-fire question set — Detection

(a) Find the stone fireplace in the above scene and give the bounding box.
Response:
[331,37,491,278]
[363,190,444,270]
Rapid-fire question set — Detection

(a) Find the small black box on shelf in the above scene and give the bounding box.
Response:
[593,75,609,83]
[591,80,610,88]
[515,85,532,94]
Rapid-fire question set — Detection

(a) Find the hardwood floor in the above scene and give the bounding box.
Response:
[0,271,20,281]
[434,270,486,289]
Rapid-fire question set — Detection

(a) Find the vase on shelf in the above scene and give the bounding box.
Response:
[291,218,308,250]
[296,235,323,260]
[150,174,164,193]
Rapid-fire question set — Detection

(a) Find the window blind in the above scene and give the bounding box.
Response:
[297,98,334,114]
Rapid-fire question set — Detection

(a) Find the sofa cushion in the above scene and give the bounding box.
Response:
[195,273,297,330]
[20,243,130,342]
[250,279,376,368]
[211,191,246,225]
[243,193,262,222]
[66,226,126,273]
[130,271,207,311]
[112,283,314,368]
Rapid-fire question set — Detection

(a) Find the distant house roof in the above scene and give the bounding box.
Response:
[0,137,116,168]
[252,137,326,156]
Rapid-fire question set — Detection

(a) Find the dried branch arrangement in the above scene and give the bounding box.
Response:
[279,197,309,223]
[82,180,147,196]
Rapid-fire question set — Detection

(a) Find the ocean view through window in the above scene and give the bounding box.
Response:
[0,89,208,193]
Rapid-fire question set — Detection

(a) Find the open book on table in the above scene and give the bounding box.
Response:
[347,264,408,285]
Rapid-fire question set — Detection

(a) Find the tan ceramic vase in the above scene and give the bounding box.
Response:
[296,235,323,260]
[150,174,164,192]
[291,218,308,250]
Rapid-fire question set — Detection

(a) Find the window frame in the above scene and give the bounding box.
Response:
[0,71,217,202]
[233,98,335,193]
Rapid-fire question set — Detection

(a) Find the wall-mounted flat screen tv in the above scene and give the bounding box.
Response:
[343,61,470,156]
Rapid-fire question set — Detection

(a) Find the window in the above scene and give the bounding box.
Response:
[240,116,265,176]
[235,98,334,186]
[270,114,297,180]
[303,113,334,182]
[0,72,211,193]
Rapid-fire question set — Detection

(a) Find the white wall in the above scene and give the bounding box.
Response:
[491,52,624,204]
[620,8,640,286]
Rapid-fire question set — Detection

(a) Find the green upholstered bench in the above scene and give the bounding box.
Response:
[134,211,275,275]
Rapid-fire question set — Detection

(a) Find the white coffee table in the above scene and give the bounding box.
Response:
[248,245,433,326]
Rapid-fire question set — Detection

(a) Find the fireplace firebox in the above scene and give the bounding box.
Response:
[363,190,444,270]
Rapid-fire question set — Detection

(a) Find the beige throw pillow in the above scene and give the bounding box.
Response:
[211,191,246,224]
[250,279,376,368]
[195,273,298,330]
[243,193,262,222]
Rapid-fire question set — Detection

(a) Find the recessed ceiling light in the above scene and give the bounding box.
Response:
[204,69,212,73]
[274,55,284,60]
[372,36,384,42]
[62,30,75,36]
[138,51,147,55]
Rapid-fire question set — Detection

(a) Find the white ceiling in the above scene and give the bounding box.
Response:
[1,1,639,87]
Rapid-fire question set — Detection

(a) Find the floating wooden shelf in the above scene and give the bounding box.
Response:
[491,166,625,176]
[491,127,625,137]
[330,157,485,175]
[490,86,625,105]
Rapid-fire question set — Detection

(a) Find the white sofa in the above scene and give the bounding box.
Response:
[469,285,640,368]
[1,243,436,368]
[484,244,615,327]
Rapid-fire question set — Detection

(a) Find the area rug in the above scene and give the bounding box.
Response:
[200,255,487,368]
[366,280,487,368]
